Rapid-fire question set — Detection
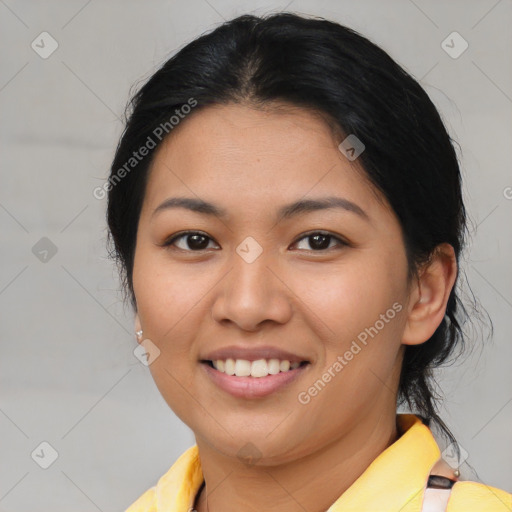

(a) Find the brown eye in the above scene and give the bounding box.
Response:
[162,231,219,251]
[161,230,347,253]
[292,231,347,251]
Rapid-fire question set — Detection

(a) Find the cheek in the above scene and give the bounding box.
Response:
[132,256,207,406]
[133,258,207,419]
[290,255,407,344]
[133,250,210,344]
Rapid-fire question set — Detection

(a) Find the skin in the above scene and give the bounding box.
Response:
[132,102,457,512]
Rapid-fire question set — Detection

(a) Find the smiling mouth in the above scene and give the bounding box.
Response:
[201,359,310,378]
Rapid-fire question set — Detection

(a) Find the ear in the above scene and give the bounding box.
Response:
[402,243,458,346]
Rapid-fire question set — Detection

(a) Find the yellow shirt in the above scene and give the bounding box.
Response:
[126,414,511,511]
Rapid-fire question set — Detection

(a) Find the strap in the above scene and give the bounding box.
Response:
[421,487,452,512]
[421,475,457,512]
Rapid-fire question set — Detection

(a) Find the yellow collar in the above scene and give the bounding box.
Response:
[136,414,441,512]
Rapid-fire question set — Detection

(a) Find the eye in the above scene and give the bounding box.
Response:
[161,231,219,252]
[160,230,348,253]
[291,231,347,251]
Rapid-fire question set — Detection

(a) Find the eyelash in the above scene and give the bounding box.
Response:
[161,230,348,253]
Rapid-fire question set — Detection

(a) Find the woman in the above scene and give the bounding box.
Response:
[105,12,512,512]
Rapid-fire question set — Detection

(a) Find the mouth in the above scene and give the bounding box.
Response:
[200,358,310,377]
[199,358,311,399]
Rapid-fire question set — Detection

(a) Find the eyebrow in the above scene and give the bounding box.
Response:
[152,196,369,222]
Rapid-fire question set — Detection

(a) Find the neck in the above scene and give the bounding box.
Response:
[194,409,399,512]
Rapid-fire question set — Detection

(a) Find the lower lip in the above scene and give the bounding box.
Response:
[201,362,309,399]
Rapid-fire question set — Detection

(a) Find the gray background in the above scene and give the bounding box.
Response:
[1,0,511,510]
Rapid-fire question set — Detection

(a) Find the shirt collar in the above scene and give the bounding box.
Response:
[155,414,440,512]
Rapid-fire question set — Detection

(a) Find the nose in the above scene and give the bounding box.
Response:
[210,248,293,331]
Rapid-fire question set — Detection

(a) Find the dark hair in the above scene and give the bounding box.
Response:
[107,12,478,449]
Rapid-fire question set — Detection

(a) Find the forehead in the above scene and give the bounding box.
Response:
[142,102,389,222]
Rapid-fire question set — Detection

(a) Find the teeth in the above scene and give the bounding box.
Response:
[210,358,305,377]
[248,359,265,377]
[268,359,280,375]
[235,359,251,377]
[224,358,235,376]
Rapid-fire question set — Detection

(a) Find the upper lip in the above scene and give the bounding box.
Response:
[200,345,310,363]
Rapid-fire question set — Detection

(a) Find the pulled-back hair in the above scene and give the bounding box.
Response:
[107,12,481,450]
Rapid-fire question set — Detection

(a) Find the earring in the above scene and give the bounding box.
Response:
[135,330,143,340]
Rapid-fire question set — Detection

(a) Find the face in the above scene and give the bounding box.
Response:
[132,102,413,464]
